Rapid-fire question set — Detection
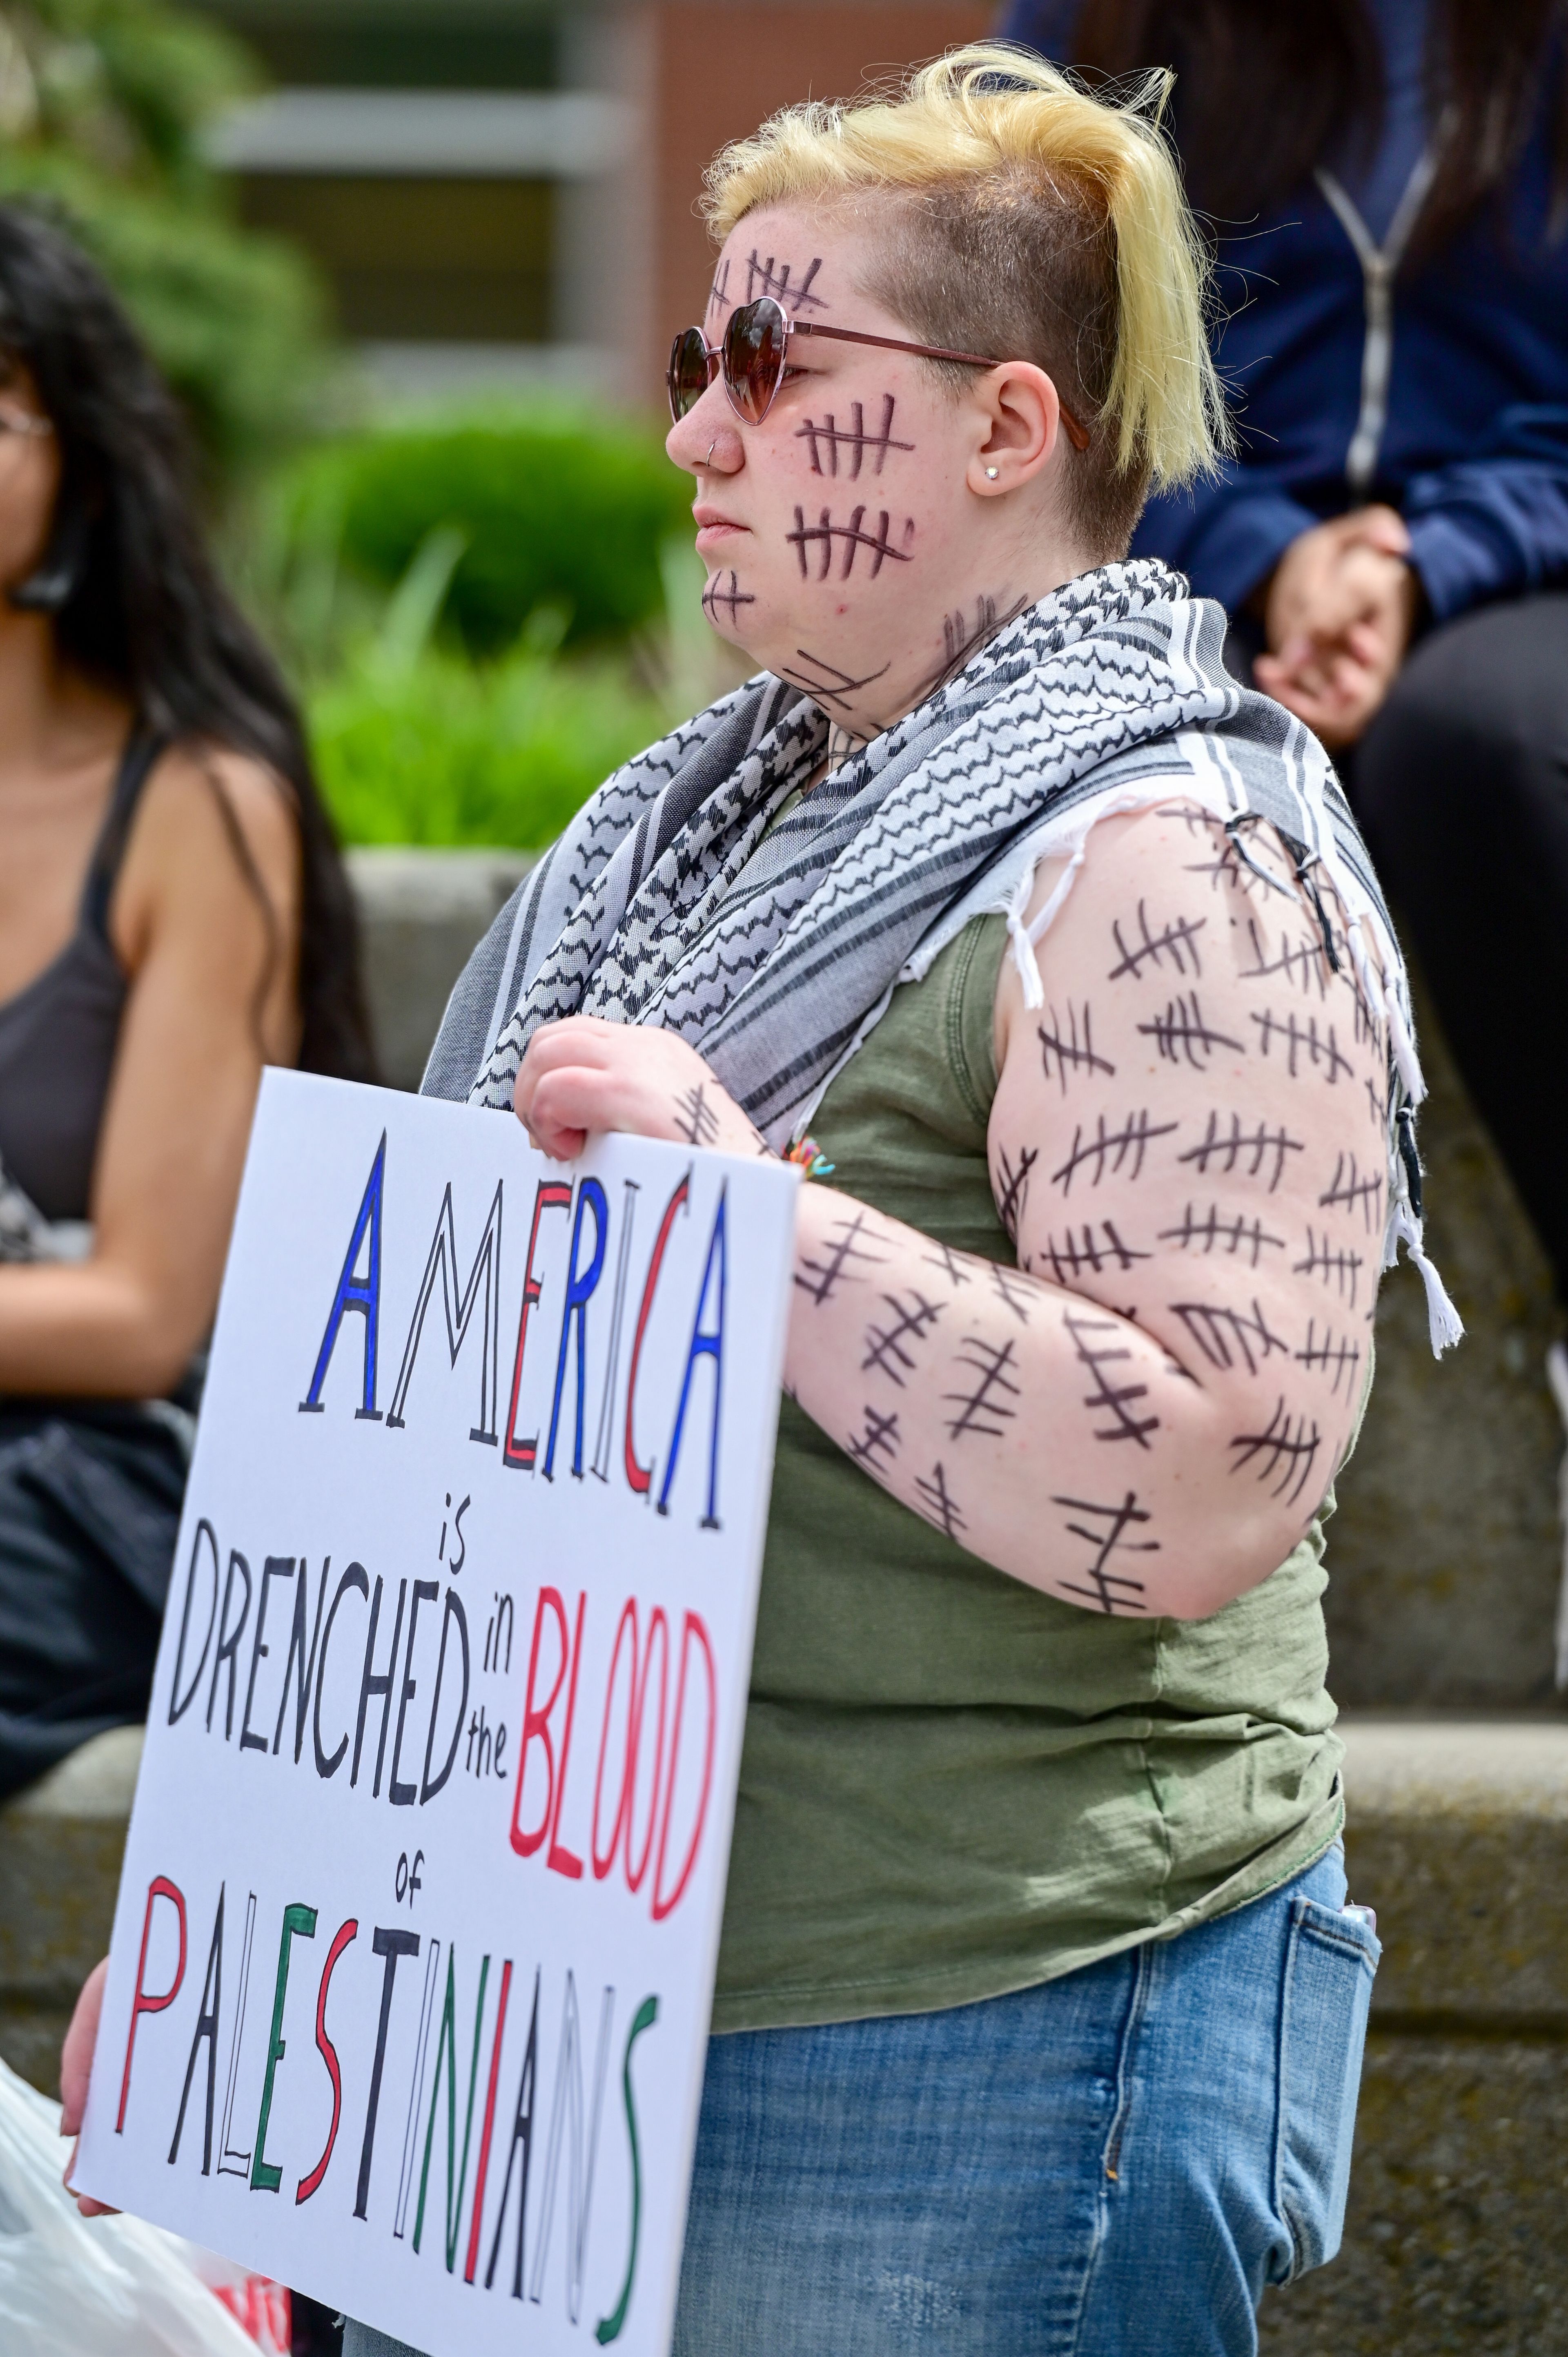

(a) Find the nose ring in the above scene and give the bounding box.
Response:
[706,438,717,468]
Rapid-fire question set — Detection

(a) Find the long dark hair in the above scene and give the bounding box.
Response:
[1071,0,1568,246]
[0,203,375,1081]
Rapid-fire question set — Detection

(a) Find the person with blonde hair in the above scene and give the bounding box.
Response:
[64,43,1443,2355]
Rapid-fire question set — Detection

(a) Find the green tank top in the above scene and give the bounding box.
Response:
[713,914,1345,2033]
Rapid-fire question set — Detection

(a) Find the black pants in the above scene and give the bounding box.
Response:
[1340,593,1568,1300]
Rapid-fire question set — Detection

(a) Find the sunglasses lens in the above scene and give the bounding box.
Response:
[668,328,710,422]
[723,300,787,424]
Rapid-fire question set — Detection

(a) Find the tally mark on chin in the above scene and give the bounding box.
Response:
[1227,1396,1323,1506]
[701,570,755,624]
[1106,902,1207,983]
[1063,1309,1159,1447]
[1052,1489,1158,1614]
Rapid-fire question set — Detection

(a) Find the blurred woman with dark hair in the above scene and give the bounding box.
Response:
[0,203,374,1797]
[1001,3,1568,1344]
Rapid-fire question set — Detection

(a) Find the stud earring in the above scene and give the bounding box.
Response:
[983,465,1000,481]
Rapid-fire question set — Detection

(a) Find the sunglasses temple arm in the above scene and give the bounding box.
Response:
[791,321,1091,448]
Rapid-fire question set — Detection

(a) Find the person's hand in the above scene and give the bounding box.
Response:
[1255,507,1420,748]
[514,1016,770,1162]
[60,1957,118,2216]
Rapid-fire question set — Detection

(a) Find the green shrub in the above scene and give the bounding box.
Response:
[283,411,693,658]
[309,632,668,851]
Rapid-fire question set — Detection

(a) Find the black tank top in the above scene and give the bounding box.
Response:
[0,728,167,1222]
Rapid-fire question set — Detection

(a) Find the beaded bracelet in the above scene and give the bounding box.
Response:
[784,1137,835,1180]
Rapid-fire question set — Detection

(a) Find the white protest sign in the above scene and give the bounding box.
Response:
[76,1069,798,2357]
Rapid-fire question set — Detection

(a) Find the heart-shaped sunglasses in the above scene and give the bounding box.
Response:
[668,294,1091,449]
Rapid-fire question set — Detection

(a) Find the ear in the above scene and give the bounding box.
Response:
[963,363,1069,499]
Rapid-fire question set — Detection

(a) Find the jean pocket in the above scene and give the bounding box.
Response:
[1273,1897,1380,2282]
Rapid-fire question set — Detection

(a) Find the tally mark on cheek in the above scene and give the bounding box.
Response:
[1317,1151,1383,1232]
[746,250,827,312]
[1107,903,1207,983]
[1295,1319,1363,1397]
[1136,991,1245,1069]
[1292,1227,1363,1308]
[942,1335,1022,1440]
[673,1082,719,1147]
[1158,1203,1285,1266]
[701,571,755,624]
[1250,1009,1354,1085]
[993,1144,1038,1241]
[782,648,891,711]
[796,1210,890,1304]
[1169,1297,1290,1377]
[847,1403,900,1473]
[1063,1309,1159,1447]
[1052,1489,1158,1614]
[1237,919,1329,999]
[788,505,915,582]
[1050,1111,1179,1196]
[915,1459,967,1540]
[794,395,913,479]
[862,1289,944,1385]
[1227,1396,1323,1506]
[1038,1003,1115,1091]
[1176,1112,1303,1192]
[1037,1220,1150,1283]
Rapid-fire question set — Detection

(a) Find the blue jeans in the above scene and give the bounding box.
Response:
[343,1846,1377,2357]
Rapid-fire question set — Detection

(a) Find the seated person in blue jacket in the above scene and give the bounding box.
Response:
[1001,2,1568,1349]
[0,207,373,1799]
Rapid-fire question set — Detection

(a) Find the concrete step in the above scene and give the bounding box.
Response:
[3,1718,1564,2348]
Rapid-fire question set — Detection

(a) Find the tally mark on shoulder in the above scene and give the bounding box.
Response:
[1228,1396,1323,1506]
[1137,991,1244,1069]
[915,1460,966,1540]
[1038,1003,1115,1092]
[1176,1112,1303,1193]
[862,1290,944,1386]
[1158,1202,1285,1265]
[993,1144,1038,1241]
[1318,1152,1383,1232]
[673,1082,719,1147]
[1292,1227,1363,1308]
[1250,1009,1354,1085]
[796,1209,890,1304]
[1052,1490,1158,1614]
[782,648,891,712]
[1169,1297,1290,1377]
[1038,1220,1150,1284]
[942,1335,1022,1440]
[1063,1309,1159,1447]
[1237,918,1329,999]
[1295,1320,1363,1397]
[1050,1110,1178,1196]
[794,395,912,478]
[1107,901,1206,983]
[788,506,914,582]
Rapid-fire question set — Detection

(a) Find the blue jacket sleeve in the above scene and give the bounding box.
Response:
[1402,406,1568,621]
[1132,470,1322,612]
[994,1,1083,58]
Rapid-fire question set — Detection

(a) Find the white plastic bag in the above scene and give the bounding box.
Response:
[0,2054,270,2355]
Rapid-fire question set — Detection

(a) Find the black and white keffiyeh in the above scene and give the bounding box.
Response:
[425,559,1459,1352]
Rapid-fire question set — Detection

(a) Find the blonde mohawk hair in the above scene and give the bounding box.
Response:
[703,43,1228,551]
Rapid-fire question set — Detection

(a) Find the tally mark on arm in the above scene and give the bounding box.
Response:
[796,1209,891,1304]
[915,1460,966,1540]
[942,1335,1022,1440]
[1295,1320,1363,1397]
[1063,1309,1159,1447]
[1250,1010,1354,1085]
[862,1290,944,1385]
[847,1404,901,1474]
[1050,1111,1179,1195]
[1158,1203,1285,1265]
[794,395,912,478]
[1227,1396,1323,1506]
[1169,1297,1290,1377]
[788,506,914,582]
[1107,902,1206,983]
[924,1241,973,1289]
[993,1144,1038,1241]
[1052,1490,1158,1614]
[1038,1220,1151,1283]
[989,1263,1035,1325]
[1318,1151,1383,1232]
[1176,1112,1303,1192]
[1137,992,1245,1070]
[1292,1228,1363,1308]
[673,1082,719,1147]
[1038,1003,1115,1091]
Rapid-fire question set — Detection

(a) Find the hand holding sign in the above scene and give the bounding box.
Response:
[73,1073,797,2357]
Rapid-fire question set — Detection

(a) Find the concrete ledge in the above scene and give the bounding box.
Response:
[349,845,533,1093]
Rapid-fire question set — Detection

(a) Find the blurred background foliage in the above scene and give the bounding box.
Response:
[0,0,331,475]
[0,0,718,848]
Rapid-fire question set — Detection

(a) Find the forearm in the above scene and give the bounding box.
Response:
[0,1258,200,1396]
[782,1184,1306,1619]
